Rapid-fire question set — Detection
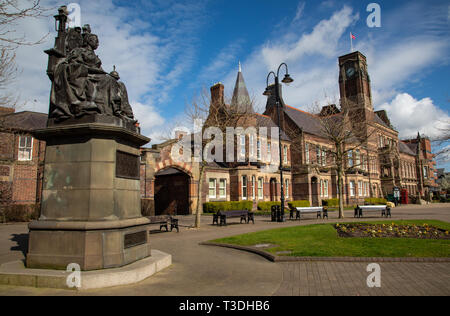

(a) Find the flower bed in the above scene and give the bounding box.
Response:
[335,223,450,240]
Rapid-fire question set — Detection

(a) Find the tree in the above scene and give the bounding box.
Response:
[181,86,254,228]
[0,0,47,46]
[0,0,48,107]
[309,102,377,219]
[432,119,450,163]
[0,47,18,106]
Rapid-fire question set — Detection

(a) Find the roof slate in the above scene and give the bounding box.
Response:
[283,106,326,137]
[399,141,418,156]
[254,113,290,141]
[0,111,47,131]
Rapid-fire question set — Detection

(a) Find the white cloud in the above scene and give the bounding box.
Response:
[195,40,244,87]
[218,3,449,121]
[131,101,165,140]
[219,6,359,111]
[293,2,305,22]
[363,39,448,105]
[379,93,450,139]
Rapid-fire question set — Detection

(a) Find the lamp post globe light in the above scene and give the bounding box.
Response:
[264,63,294,221]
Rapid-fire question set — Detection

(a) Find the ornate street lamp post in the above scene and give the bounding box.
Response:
[263,63,294,221]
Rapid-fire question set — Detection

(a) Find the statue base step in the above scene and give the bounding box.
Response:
[1,249,171,290]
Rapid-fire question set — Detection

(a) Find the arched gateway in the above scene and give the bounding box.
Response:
[154,167,191,215]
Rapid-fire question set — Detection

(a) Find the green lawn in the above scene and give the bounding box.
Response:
[211,220,450,258]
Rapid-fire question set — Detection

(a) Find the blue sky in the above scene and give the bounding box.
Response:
[8,0,450,168]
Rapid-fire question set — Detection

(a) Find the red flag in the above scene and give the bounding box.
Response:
[351,33,356,40]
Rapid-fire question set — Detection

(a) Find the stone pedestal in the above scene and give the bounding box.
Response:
[27,121,151,271]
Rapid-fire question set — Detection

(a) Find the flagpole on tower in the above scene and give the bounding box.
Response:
[350,32,356,53]
[350,32,353,52]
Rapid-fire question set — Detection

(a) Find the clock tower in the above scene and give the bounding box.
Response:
[338,51,373,111]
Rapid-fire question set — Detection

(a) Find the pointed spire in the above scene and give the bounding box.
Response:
[231,62,253,113]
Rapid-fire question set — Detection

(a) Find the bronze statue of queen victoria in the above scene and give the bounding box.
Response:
[46,10,134,123]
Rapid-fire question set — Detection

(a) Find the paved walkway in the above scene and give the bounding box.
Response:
[0,204,449,296]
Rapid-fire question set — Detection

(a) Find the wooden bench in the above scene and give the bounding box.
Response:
[354,205,391,218]
[148,215,179,232]
[213,210,254,226]
[290,207,328,220]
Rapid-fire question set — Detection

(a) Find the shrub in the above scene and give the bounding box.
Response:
[364,198,387,205]
[287,200,310,209]
[322,198,339,207]
[257,201,281,211]
[0,204,40,223]
[439,196,450,203]
[203,201,253,213]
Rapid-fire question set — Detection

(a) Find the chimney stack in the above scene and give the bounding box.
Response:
[175,130,188,140]
[210,82,224,106]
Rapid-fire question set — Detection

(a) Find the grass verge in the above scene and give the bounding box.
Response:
[211,220,450,258]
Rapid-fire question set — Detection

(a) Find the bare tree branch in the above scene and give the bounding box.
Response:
[0,0,50,46]
[431,119,450,162]
[297,101,378,218]
[0,0,50,108]
[182,86,253,228]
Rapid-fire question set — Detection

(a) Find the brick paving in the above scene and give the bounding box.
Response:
[274,261,450,296]
[0,204,449,296]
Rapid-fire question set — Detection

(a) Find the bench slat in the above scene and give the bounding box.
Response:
[296,207,323,213]
[359,205,387,210]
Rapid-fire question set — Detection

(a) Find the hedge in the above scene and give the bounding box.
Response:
[322,198,339,207]
[257,201,281,211]
[287,200,310,209]
[364,198,387,205]
[203,201,253,213]
[0,204,40,223]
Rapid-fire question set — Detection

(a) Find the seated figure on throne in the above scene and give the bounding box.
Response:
[49,26,135,122]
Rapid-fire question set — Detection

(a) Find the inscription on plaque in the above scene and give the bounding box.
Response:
[124,231,147,249]
[116,150,140,179]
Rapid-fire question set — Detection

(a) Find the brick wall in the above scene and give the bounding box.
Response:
[0,131,45,205]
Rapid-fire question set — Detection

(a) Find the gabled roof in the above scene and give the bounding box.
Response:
[404,142,418,154]
[283,105,325,137]
[254,113,290,141]
[230,63,253,114]
[398,141,416,156]
[0,111,47,131]
[374,111,396,130]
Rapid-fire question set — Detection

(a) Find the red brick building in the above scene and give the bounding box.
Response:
[0,107,47,206]
[0,51,439,215]
[140,51,439,215]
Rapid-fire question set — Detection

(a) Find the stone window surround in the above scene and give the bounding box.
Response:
[320,179,329,198]
[349,180,356,197]
[285,178,289,198]
[251,175,256,200]
[358,180,363,197]
[257,177,263,199]
[208,178,216,198]
[305,142,331,166]
[18,135,33,161]
[241,175,247,200]
[219,178,226,198]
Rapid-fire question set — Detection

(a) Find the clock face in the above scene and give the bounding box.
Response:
[346,67,355,78]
